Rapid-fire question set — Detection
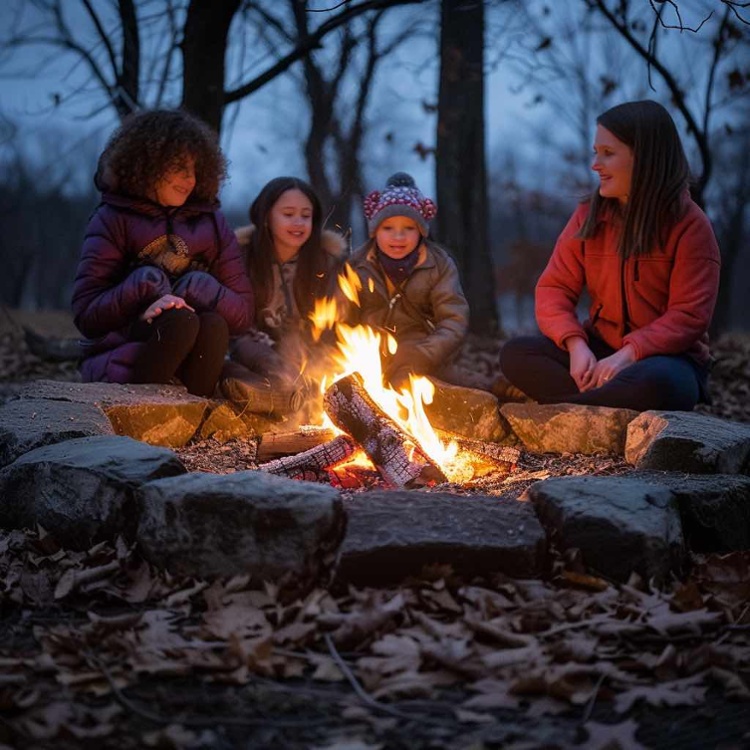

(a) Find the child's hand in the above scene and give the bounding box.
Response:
[140,294,194,323]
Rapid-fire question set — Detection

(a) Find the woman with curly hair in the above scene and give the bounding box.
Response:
[71,108,254,397]
[497,100,720,411]
[220,176,347,413]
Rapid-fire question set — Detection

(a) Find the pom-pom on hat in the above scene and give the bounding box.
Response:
[363,172,437,237]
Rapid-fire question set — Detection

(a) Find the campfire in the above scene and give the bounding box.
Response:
[256,268,520,489]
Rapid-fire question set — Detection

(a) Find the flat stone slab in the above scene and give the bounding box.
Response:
[500,403,638,455]
[15,380,208,448]
[0,398,113,469]
[526,476,684,584]
[137,471,346,583]
[632,471,750,553]
[338,491,546,585]
[626,411,750,475]
[0,435,186,549]
[425,380,515,443]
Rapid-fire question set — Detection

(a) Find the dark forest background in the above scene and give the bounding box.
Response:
[1,0,748,336]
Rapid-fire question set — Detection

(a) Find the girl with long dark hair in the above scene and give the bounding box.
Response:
[220,177,347,410]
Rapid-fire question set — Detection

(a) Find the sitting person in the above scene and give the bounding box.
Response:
[221,176,347,413]
[347,172,470,390]
[71,108,253,397]
[498,100,721,411]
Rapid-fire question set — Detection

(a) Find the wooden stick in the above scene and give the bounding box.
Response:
[435,431,521,468]
[258,434,357,480]
[256,426,337,462]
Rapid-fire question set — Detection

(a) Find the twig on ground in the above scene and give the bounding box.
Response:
[580,673,606,725]
[323,633,452,728]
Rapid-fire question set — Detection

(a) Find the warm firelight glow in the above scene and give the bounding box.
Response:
[308,266,475,483]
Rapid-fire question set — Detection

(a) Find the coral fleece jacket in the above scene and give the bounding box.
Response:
[535,199,721,365]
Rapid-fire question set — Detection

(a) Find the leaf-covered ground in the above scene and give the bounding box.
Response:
[2,311,750,748]
[2,527,749,750]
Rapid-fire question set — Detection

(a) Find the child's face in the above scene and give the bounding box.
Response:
[375,216,421,260]
[154,156,196,207]
[269,188,314,258]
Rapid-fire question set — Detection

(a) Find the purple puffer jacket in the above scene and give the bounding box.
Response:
[72,191,254,383]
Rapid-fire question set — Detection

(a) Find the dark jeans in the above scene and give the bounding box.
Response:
[499,334,709,412]
[130,308,229,397]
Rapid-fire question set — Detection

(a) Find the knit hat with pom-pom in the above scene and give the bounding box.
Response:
[363,172,437,237]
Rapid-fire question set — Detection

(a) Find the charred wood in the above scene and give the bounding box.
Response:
[323,374,446,488]
[258,434,357,481]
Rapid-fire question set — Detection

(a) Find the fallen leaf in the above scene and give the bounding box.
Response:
[582,719,647,750]
[614,675,707,713]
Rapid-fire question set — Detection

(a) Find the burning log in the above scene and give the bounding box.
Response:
[258,434,357,481]
[436,432,522,470]
[323,374,446,488]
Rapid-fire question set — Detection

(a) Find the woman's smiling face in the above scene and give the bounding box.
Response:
[592,124,634,205]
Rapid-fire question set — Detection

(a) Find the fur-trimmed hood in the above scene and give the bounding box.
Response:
[234,224,349,260]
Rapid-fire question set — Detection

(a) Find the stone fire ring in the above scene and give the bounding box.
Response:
[1,380,749,587]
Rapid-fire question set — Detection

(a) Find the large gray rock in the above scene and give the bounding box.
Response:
[0,435,186,549]
[626,411,750,474]
[425,380,514,443]
[526,476,683,583]
[137,471,346,582]
[338,491,546,585]
[14,380,208,448]
[500,403,638,455]
[0,398,113,468]
[633,471,750,553]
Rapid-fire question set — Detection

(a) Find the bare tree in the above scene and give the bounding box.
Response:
[246,1,421,234]
[0,0,427,133]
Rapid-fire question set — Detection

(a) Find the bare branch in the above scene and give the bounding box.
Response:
[225,0,426,104]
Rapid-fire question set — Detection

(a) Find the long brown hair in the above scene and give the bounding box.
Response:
[96,109,226,203]
[247,177,328,319]
[579,100,690,257]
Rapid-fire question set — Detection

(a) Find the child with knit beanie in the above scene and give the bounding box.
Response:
[347,172,470,389]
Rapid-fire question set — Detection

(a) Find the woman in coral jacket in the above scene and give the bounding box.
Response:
[498,100,720,412]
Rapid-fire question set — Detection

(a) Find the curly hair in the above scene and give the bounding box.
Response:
[96,109,227,203]
[247,177,330,321]
[578,100,691,258]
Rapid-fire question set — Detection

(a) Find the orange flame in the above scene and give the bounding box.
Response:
[308,268,474,482]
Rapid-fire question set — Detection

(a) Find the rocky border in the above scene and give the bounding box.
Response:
[1,380,749,587]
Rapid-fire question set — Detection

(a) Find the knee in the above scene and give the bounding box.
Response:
[157,307,200,338]
[199,312,229,345]
[499,335,541,373]
[629,358,700,411]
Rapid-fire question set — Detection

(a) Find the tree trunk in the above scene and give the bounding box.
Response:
[435,0,498,335]
[711,141,750,336]
[115,0,140,117]
[181,0,242,132]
